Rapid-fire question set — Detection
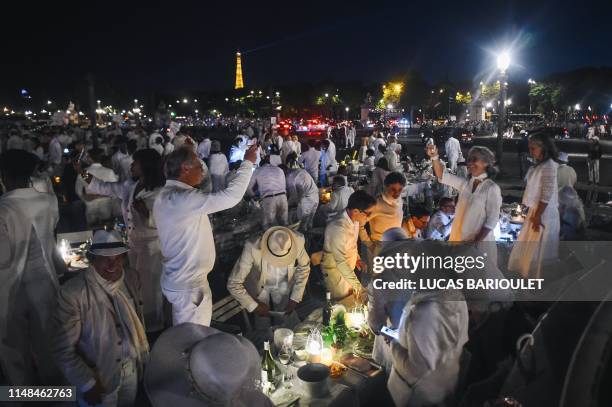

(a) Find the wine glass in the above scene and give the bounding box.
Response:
[278,344,293,389]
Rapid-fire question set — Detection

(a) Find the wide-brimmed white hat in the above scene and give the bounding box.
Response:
[87,230,128,257]
[145,323,271,407]
[260,226,299,267]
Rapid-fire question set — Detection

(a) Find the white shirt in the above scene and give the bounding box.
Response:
[208,153,229,176]
[557,163,577,190]
[49,137,63,165]
[248,164,286,198]
[299,149,320,175]
[111,151,129,177]
[76,163,119,202]
[286,169,318,206]
[369,193,403,241]
[445,137,461,171]
[118,155,133,183]
[320,185,354,217]
[197,139,211,160]
[426,210,454,240]
[441,172,501,241]
[153,160,254,291]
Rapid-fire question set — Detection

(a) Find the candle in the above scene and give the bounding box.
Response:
[59,239,71,264]
[306,328,323,363]
[320,347,333,366]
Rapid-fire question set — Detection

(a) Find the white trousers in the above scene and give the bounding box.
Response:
[588,159,600,183]
[78,359,138,407]
[297,198,318,231]
[162,285,212,326]
[261,194,288,229]
[128,236,165,332]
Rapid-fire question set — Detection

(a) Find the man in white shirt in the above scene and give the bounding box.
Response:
[368,172,406,241]
[444,134,461,172]
[52,231,148,407]
[321,190,375,306]
[153,145,257,326]
[227,226,310,328]
[385,143,402,172]
[197,135,211,160]
[76,148,119,226]
[320,175,354,220]
[299,141,320,183]
[557,152,577,189]
[248,156,288,229]
[284,154,320,232]
[48,134,63,169]
[426,197,455,240]
[111,136,129,178]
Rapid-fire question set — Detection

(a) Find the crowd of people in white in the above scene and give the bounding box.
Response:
[0,119,590,406]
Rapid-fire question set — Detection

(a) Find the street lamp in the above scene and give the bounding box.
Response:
[574,104,581,111]
[528,79,536,114]
[496,50,511,168]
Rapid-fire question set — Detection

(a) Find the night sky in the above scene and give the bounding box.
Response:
[1,0,611,102]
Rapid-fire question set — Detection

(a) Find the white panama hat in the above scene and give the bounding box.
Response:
[87,230,128,257]
[260,226,299,267]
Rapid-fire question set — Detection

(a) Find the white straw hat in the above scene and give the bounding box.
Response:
[87,230,128,257]
[260,226,299,267]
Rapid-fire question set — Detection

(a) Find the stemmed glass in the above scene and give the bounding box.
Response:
[278,343,293,389]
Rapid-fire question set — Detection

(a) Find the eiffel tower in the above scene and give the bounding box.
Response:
[234,51,244,89]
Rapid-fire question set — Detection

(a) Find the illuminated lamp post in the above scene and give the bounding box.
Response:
[496,51,510,168]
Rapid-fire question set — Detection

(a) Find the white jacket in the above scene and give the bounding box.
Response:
[388,290,468,407]
[51,268,144,393]
[0,187,60,340]
[227,233,310,312]
[321,211,370,300]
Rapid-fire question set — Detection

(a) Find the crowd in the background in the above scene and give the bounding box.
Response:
[0,117,593,406]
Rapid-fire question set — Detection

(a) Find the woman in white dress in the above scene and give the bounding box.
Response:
[508,132,560,277]
[427,144,502,243]
[81,149,166,332]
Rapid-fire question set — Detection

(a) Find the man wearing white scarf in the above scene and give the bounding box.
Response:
[52,230,149,407]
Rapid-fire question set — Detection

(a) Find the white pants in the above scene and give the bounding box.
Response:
[162,285,212,326]
[129,237,165,332]
[261,194,288,229]
[588,159,600,183]
[297,198,318,231]
[347,132,355,148]
[78,359,138,407]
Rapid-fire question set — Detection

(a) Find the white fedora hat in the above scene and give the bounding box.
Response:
[260,226,299,267]
[87,230,128,257]
[145,323,271,407]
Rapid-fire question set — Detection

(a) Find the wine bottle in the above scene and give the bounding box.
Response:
[261,341,279,387]
[322,292,333,326]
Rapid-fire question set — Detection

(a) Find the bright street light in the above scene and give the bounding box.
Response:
[387,104,394,110]
[574,104,581,110]
[486,102,493,108]
[324,93,329,98]
[182,98,188,103]
[497,51,511,73]
[506,99,512,106]
[345,107,349,112]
